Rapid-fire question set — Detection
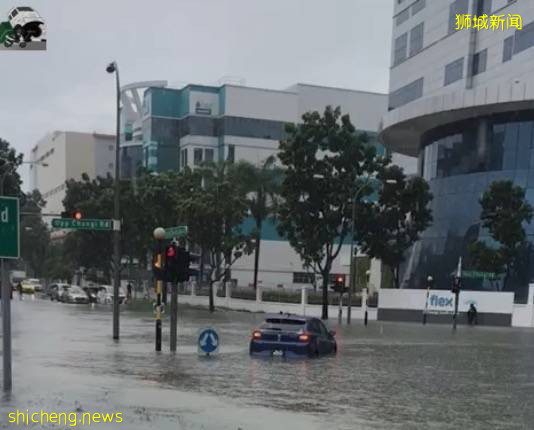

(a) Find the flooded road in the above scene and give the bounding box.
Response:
[1,298,534,429]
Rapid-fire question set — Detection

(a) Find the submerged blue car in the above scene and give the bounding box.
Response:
[249,314,337,358]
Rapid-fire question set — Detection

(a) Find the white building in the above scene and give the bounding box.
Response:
[380,0,534,302]
[125,80,417,291]
[29,131,116,216]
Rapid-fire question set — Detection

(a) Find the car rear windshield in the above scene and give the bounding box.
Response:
[265,318,305,325]
[17,7,34,11]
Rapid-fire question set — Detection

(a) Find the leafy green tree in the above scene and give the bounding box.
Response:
[277,106,382,319]
[357,164,433,289]
[20,190,50,277]
[0,138,23,196]
[232,157,282,290]
[179,163,253,312]
[469,180,533,288]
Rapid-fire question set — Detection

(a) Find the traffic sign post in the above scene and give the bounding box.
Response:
[164,226,188,240]
[0,196,20,259]
[198,328,220,356]
[51,218,114,231]
[0,196,19,393]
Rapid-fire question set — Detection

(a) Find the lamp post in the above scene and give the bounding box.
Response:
[347,178,397,325]
[106,61,121,341]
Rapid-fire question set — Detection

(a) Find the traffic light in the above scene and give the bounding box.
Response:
[164,244,191,283]
[332,275,346,293]
[152,250,165,281]
[451,276,461,295]
[61,210,83,220]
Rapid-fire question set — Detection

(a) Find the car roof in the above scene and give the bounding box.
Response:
[264,313,313,322]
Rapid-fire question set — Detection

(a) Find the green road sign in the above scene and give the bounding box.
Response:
[0,197,20,259]
[52,218,113,231]
[164,225,188,239]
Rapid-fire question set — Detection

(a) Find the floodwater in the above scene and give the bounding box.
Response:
[1,298,534,429]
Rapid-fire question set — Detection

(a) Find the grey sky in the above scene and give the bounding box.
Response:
[0,0,393,185]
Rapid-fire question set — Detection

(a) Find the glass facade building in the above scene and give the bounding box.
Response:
[402,112,534,302]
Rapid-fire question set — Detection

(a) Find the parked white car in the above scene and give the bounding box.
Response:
[96,285,126,304]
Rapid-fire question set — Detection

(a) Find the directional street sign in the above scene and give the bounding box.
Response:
[51,218,113,231]
[164,225,188,240]
[198,328,219,355]
[0,197,19,259]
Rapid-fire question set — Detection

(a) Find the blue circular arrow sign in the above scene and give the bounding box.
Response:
[198,328,219,355]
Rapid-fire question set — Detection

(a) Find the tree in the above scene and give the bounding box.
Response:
[20,190,50,277]
[469,180,533,288]
[232,157,282,290]
[357,165,433,289]
[277,106,382,319]
[0,137,23,196]
[179,163,253,312]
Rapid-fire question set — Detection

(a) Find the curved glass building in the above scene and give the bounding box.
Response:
[381,0,534,302]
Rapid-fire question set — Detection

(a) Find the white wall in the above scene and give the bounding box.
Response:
[223,85,299,122]
[379,288,514,314]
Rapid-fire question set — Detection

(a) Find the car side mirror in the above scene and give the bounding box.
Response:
[329,330,336,337]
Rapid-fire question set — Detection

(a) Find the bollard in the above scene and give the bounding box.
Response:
[256,286,262,303]
[338,293,343,325]
[191,281,196,297]
[225,282,232,306]
[362,287,368,326]
[300,287,307,315]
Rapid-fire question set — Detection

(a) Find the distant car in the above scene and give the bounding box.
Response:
[60,285,90,304]
[48,283,70,301]
[19,279,36,294]
[82,286,100,303]
[250,314,337,358]
[23,278,43,292]
[96,285,126,304]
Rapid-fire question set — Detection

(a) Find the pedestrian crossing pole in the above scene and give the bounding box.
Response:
[153,227,166,352]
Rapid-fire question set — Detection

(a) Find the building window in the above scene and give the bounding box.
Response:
[193,148,203,165]
[448,0,469,34]
[472,49,487,76]
[514,20,534,55]
[205,148,214,162]
[476,0,492,16]
[293,272,315,284]
[396,8,409,26]
[227,145,235,163]
[393,32,408,66]
[409,22,424,56]
[388,77,424,110]
[503,36,514,62]
[444,57,464,86]
[412,0,425,15]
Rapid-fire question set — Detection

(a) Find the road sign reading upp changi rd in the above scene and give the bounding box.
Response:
[51,218,113,231]
[0,196,20,259]
[164,225,188,240]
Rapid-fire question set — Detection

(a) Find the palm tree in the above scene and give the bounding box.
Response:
[233,156,282,290]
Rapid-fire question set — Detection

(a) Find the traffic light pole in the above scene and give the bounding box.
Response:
[170,281,178,352]
[155,278,162,351]
[453,288,459,331]
[1,172,12,392]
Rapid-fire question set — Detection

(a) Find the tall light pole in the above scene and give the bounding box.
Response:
[107,61,121,340]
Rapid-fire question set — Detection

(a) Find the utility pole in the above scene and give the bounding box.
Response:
[170,281,178,352]
[106,61,121,341]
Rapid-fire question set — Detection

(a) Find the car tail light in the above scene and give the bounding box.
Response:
[298,333,311,343]
[252,330,262,340]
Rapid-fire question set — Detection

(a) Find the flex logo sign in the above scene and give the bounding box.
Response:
[0,6,46,50]
[427,294,455,314]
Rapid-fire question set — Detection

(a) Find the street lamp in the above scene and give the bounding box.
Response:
[347,178,398,325]
[106,61,121,340]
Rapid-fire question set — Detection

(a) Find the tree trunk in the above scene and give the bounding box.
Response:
[199,247,205,287]
[208,279,215,313]
[253,222,262,290]
[321,271,329,320]
[394,265,400,289]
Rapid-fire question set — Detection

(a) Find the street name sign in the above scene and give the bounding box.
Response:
[51,218,113,231]
[0,196,19,259]
[164,225,188,240]
[198,328,219,356]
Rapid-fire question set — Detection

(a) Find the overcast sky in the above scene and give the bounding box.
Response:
[1,0,393,184]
